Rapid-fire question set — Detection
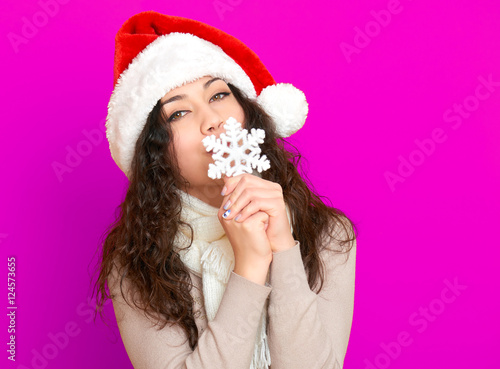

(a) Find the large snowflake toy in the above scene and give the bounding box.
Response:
[202,117,271,179]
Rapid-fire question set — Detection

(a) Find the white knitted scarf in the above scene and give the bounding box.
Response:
[174,189,272,369]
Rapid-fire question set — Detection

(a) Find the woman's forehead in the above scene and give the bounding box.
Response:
[161,76,227,102]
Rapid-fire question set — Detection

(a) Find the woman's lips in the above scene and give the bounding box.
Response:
[206,150,229,159]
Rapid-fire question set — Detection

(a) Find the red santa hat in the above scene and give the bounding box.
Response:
[106,11,308,177]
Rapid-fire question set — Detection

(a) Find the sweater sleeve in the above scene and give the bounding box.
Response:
[267,224,356,369]
[110,268,272,369]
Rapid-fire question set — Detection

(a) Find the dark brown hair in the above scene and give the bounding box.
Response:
[91,82,358,350]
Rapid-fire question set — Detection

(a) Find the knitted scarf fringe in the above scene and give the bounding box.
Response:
[252,327,272,369]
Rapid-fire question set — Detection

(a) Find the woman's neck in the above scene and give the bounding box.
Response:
[184,185,224,209]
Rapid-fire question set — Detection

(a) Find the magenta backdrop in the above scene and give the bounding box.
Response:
[1,0,499,368]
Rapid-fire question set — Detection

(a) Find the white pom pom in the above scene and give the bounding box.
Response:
[256,83,308,137]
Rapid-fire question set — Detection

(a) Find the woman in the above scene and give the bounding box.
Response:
[93,10,357,369]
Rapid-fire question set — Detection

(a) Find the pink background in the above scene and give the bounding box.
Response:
[1,0,499,368]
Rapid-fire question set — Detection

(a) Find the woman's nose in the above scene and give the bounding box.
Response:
[201,109,225,136]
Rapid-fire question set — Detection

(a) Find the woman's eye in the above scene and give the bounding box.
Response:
[168,111,187,122]
[210,92,230,102]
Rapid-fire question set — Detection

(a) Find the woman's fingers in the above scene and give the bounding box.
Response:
[221,187,282,222]
[219,174,294,253]
[222,173,269,197]
[221,174,283,220]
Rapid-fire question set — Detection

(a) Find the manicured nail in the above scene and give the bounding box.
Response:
[223,200,231,210]
[221,186,227,196]
[234,214,241,222]
[222,209,231,218]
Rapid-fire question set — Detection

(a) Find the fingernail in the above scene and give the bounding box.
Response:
[222,209,231,218]
[223,200,231,210]
[235,214,241,222]
[221,186,227,196]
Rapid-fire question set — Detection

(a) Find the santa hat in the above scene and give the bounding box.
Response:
[106,11,308,178]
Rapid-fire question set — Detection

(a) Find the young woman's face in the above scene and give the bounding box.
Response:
[160,75,246,203]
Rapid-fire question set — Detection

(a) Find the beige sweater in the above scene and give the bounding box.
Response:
[110,225,356,369]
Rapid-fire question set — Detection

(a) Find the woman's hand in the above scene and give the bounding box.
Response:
[219,174,296,253]
[218,207,272,285]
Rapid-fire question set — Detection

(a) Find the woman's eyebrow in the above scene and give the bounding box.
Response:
[163,77,224,105]
[204,77,223,89]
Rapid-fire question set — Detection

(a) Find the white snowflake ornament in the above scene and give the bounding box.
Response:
[202,117,271,179]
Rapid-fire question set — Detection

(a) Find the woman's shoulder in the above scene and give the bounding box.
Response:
[317,214,357,266]
[320,214,356,247]
[107,259,135,306]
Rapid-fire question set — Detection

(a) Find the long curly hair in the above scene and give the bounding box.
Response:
[91,82,358,350]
